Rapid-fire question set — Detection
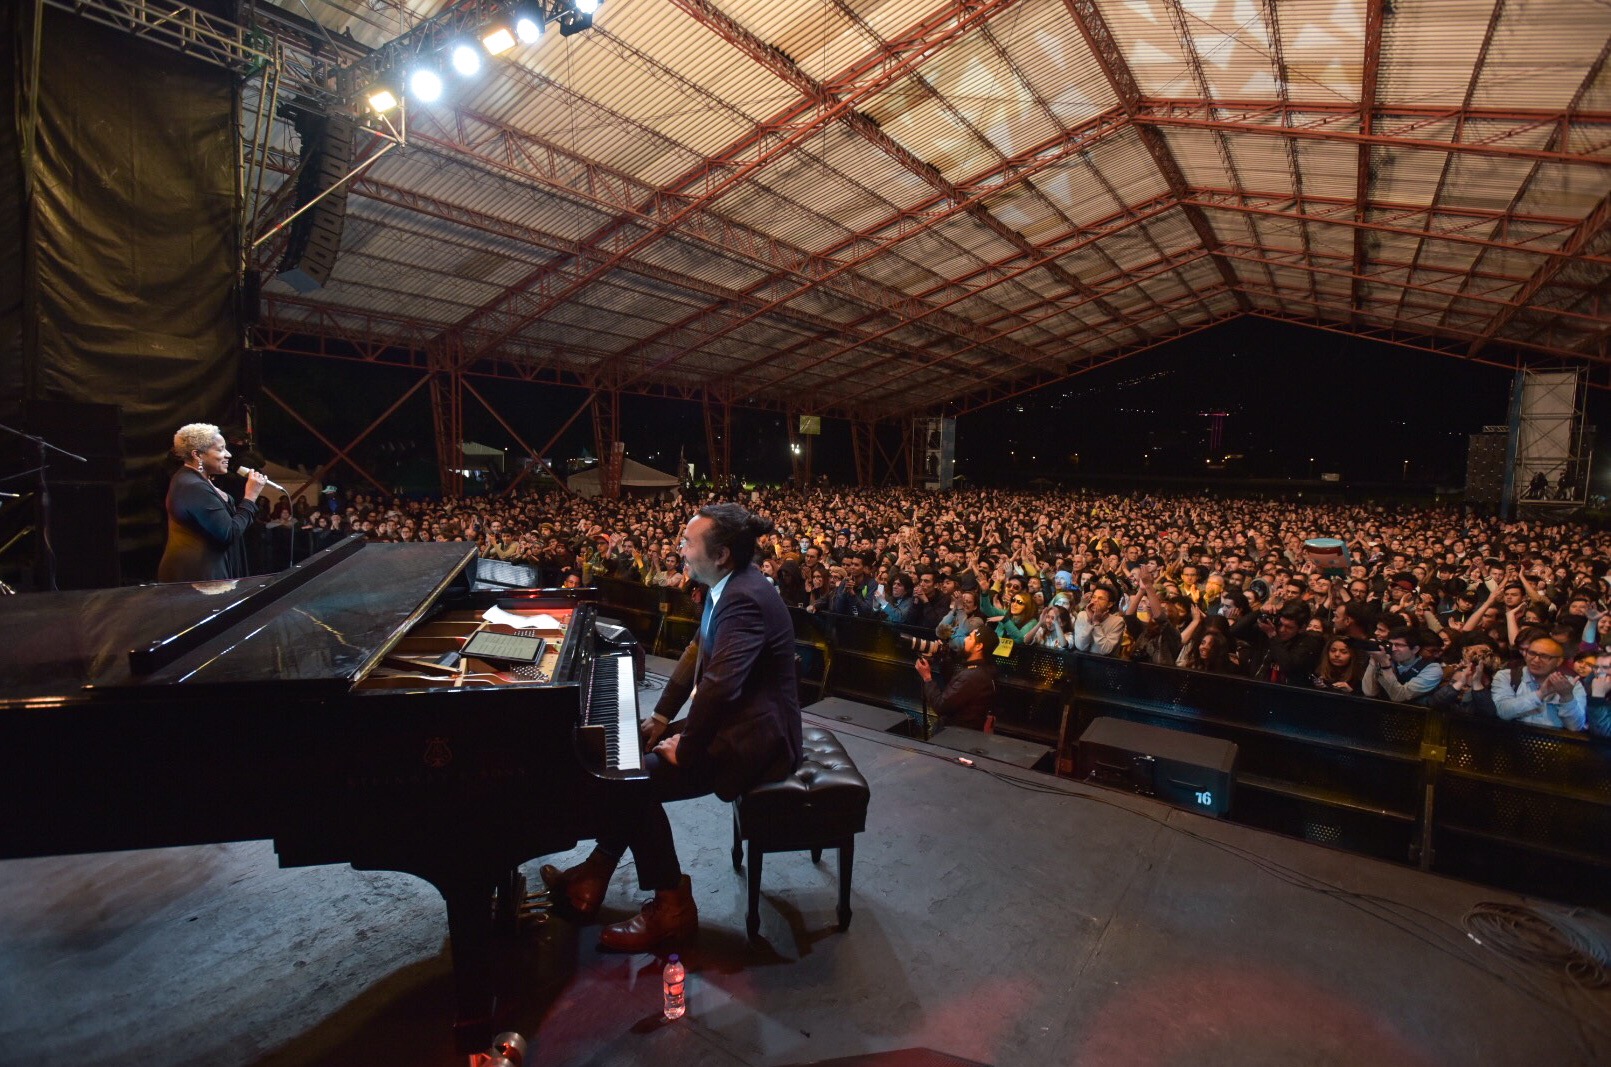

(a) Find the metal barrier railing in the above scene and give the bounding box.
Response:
[586,575,1611,906]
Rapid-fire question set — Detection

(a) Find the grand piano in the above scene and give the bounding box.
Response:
[0,536,646,1053]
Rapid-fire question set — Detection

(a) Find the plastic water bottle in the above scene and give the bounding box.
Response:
[662,953,686,1020]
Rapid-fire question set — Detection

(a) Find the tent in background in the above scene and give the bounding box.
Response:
[259,461,324,508]
[567,457,680,498]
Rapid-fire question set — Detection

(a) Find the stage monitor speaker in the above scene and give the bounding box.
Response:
[1077,717,1236,817]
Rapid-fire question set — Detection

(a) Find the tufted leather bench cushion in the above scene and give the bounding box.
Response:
[736,725,870,849]
[731,725,869,937]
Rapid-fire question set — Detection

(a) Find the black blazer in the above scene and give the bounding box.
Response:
[676,564,803,801]
[157,467,258,582]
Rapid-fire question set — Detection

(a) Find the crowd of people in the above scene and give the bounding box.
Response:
[246,482,1611,738]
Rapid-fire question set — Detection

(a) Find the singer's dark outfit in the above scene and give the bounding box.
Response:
[157,467,258,582]
[602,564,802,891]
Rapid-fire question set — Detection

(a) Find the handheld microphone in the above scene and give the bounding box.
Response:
[236,466,287,494]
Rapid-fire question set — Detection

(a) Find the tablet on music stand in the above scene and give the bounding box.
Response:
[462,631,546,664]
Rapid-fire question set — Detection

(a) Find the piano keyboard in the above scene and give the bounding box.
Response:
[583,654,644,777]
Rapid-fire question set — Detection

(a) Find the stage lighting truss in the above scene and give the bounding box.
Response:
[343,0,598,124]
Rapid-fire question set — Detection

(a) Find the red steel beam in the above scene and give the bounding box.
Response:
[1258,0,1321,308]
[1394,0,1508,322]
[675,0,1137,331]
[403,107,1049,371]
[1467,188,1611,357]
[1238,281,1610,365]
[1186,191,1611,264]
[849,245,1218,403]
[1064,0,1250,308]
[1137,103,1611,166]
[1218,240,1607,321]
[1440,34,1611,335]
[1352,0,1387,313]
[608,107,1136,391]
[345,174,949,378]
[451,0,1031,360]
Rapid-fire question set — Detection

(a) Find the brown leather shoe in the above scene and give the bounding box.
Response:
[539,854,614,922]
[598,875,698,953]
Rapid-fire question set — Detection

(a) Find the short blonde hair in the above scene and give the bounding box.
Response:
[173,423,221,460]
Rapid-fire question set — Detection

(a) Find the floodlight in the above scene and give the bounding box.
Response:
[482,26,516,55]
[576,0,599,13]
[410,67,443,103]
[513,0,544,43]
[451,43,482,77]
[367,86,399,113]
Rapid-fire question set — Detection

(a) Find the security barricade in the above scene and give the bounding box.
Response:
[587,584,1611,905]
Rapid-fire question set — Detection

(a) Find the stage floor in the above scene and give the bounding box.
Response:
[1,706,1608,1067]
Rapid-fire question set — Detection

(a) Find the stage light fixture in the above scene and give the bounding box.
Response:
[481,25,516,55]
[366,70,402,113]
[557,0,597,35]
[513,1,543,43]
[410,67,444,103]
[451,42,482,76]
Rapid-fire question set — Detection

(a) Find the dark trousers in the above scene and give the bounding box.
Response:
[599,725,715,891]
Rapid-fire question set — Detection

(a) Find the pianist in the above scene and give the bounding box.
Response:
[157,423,268,582]
[541,502,803,952]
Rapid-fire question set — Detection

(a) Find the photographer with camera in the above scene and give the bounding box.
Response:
[915,617,999,731]
[1428,633,1500,717]
[1251,601,1324,686]
[1361,627,1445,705]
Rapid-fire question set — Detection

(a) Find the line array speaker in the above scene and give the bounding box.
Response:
[276,112,354,293]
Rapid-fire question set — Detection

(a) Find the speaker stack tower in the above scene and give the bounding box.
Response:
[276,110,355,293]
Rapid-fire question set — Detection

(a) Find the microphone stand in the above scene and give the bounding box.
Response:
[0,421,88,592]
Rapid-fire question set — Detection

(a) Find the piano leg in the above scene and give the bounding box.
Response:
[440,876,503,1055]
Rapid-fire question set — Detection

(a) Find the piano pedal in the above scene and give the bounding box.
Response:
[516,890,553,929]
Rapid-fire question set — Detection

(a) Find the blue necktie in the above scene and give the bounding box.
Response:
[697,594,714,677]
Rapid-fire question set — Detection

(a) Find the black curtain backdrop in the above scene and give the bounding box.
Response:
[18,7,240,578]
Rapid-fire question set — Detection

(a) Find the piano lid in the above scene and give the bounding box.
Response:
[0,542,478,701]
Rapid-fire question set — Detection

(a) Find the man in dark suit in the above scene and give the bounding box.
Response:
[542,502,803,952]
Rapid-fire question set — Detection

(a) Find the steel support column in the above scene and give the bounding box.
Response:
[703,391,732,487]
[851,420,875,488]
[590,387,622,500]
[429,338,465,499]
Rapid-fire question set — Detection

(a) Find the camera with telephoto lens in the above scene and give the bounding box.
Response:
[903,633,944,657]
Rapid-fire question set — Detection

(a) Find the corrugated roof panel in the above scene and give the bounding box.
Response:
[1473,0,1611,110]
[1221,132,1298,194]
[1378,0,1492,107]
[1184,0,1280,100]
[1157,125,1231,189]
[905,28,1064,162]
[1274,0,1367,102]
[1097,0,1195,96]
[1086,128,1175,207]
[1004,156,1130,230]
[1514,161,1611,223]
[1292,136,1362,201]
[995,1,1121,124]
[746,0,938,84]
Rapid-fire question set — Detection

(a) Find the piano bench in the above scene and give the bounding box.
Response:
[729,725,869,940]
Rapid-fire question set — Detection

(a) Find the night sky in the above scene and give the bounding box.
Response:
[257,317,1606,494]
